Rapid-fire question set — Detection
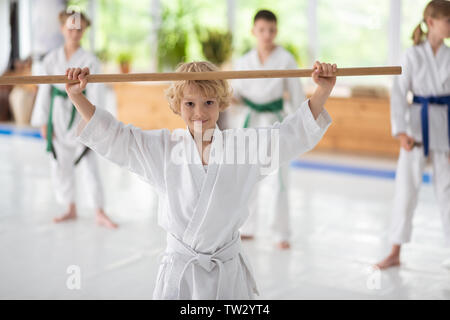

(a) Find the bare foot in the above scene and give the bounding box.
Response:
[375,254,400,270]
[241,234,254,241]
[96,209,118,229]
[53,204,77,223]
[276,241,291,250]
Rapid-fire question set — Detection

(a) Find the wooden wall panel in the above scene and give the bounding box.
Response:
[114,83,185,131]
[316,97,399,157]
[114,84,400,157]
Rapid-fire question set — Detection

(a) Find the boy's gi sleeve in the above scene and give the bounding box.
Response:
[77,107,168,190]
[257,99,331,177]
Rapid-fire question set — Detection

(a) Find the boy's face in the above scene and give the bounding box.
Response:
[252,19,277,48]
[180,85,220,136]
[61,18,86,46]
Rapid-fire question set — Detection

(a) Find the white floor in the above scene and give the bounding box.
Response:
[0,134,449,300]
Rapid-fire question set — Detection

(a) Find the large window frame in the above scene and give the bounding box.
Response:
[18,0,441,85]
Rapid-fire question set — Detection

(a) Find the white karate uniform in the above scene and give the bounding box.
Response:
[389,40,450,245]
[76,99,331,299]
[31,46,105,208]
[231,46,306,242]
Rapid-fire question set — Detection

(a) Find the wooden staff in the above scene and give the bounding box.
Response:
[0,66,401,85]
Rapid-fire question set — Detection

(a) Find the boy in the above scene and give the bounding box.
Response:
[65,60,336,299]
[232,10,305,249]
[31,10,117,228]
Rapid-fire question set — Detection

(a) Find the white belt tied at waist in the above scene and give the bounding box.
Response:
[166,232,242,300]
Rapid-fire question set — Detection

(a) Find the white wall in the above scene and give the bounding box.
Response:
[0,0,11,74]
[29,0,66,58]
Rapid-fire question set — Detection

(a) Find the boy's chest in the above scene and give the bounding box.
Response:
[165,162,256,202]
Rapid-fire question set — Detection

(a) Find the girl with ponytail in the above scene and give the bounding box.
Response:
[376,0,450,270]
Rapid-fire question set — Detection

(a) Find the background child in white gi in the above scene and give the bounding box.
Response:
[231,10,306,249]
[376,0,450,269]
[64,60,335,299]
[31,10,117,228]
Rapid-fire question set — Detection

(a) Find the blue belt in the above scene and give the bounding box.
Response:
[413,95,450,157]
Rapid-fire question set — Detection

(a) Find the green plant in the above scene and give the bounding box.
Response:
[117,52,133,64]
[197,28,233,66]
[157,2,190,71]
[282,42,301,66]
[95,47,111,63]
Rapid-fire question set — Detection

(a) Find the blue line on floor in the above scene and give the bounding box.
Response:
[0,125,42,139]
[291,159,431,184]
[0,124,433,183]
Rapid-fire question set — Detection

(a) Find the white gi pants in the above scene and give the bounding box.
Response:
[240,164,291,242]
[50,139,104,208]
[389,147,450,246]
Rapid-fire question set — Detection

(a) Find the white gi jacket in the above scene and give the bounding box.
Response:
[77,99,332,299]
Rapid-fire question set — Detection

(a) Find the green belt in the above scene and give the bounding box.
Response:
[242,97,285,191]
[47,86,88,164]
[242,97,284,128]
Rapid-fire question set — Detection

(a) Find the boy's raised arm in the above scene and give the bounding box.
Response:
[64,67,167,190]
[257,61,336,177]
[308,61,336,119]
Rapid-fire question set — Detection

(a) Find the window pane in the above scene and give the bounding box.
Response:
[317,0,390,86]
[97,0,152,71]
[318,0,389,67]
[167,0,228,62]
[68,0,152,71]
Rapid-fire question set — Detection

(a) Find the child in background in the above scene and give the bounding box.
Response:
[31,10,117,228]
[376,0,450,269]
[231,10,306,249]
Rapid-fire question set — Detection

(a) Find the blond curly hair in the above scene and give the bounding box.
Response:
[165,61,232,115]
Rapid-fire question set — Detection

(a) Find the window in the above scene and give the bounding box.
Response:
[316,0,391,86]
[63,0,448,82]
[69,0,152,71]
[317,1,390,66]
[183,0,228,61]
